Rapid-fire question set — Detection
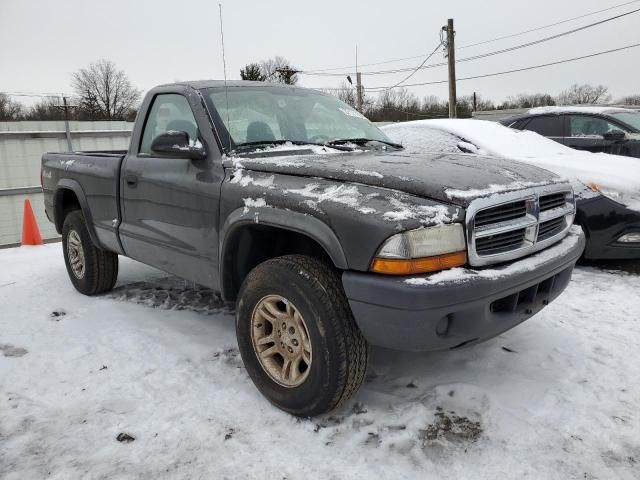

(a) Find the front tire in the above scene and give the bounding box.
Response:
[62,210,118,295]
[236,255,368,417]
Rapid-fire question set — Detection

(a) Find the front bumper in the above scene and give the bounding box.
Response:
[342,226,585,351]
[576,195,640,260]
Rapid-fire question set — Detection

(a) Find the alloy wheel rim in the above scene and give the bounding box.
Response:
[67,230,86,279]
[250,295,312,388]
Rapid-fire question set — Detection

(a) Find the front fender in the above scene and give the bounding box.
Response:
[219,206,349,271]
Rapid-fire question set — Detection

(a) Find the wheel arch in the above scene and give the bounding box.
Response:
[53,179,102,248]
[219,207,348,302]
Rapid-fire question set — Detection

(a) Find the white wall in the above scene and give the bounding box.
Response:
[472,108,527,122]
[0,121,133,246]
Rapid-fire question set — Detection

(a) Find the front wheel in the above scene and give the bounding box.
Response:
[236,255,369,417]
[62,210,118,295]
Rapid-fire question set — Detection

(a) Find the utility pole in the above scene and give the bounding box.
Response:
[356,72,363,113]
[445,18,457,118]
[56,96,75,152]
[473,92,477,112]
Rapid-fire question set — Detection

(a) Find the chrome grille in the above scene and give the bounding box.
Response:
[474,200,527,227]
[476,228,527,255]
[466,185,575,267]
[537,217,566,241]
[540,192,566,212]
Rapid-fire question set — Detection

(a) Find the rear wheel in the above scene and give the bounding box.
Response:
[236,255,368,417]
[62,210,118,295]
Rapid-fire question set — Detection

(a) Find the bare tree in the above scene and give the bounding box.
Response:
[500,93,556,109]
[420,96,448,117]
[25,97,67,121]
[240,63,266,81]
[366,88,424,122]
[322,82,357,108]
[259,56,299,85]
[458,94,495,113]
[617,95,640,106]
[71,59,141,120]
[0,94,24,121]
[557,84,611,105]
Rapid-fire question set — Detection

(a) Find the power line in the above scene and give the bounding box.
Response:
[447,7,640,69]
[365,42,640,91]
[458,0,640,49]
[381,42,444,92]
[301,0,640,75]
[0,91,71,98]
[302,7,640,77]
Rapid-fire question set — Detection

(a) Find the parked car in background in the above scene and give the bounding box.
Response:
[383,119,640,260]
[42,81,585,416]
[500,106,640,159]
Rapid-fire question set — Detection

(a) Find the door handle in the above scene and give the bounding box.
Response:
[125,174,138,187]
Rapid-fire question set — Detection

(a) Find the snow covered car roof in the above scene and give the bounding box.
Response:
[382,119,640,210]
[527,106,634,115]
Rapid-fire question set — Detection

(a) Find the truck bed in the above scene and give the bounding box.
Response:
[52,150,127,157]
[41,151,125,255]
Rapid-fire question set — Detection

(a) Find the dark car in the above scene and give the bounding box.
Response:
[383,119,640,261]
[501,107,640,159]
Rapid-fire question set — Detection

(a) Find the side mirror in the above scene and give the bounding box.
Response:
[150,131,206,160]
[603,129,627,141]
[457,141,480,154]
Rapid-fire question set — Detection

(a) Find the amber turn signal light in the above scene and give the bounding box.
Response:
[370,251,467,275]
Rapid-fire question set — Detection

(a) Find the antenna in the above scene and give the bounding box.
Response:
[355,44,358,73]
[218,3,232,152]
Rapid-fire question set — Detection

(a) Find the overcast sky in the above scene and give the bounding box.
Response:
[2,0,639,104]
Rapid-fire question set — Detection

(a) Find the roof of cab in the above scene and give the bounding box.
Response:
[155,80,311,90]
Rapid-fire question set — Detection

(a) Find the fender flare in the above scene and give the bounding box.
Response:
[219,207,349,298]
[53,179,102,248]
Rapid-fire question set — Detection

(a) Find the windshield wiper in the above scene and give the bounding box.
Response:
[325,138,403,149]
[233,139,354,152]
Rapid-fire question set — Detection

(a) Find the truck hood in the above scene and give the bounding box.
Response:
[225,148,560,207]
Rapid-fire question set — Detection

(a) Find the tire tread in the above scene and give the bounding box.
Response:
[62,210,118,296]
[241,254,368,415]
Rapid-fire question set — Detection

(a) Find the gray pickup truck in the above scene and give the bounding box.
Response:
[42,81,585,416]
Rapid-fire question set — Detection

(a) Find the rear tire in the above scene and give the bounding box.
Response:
[62,210,118,295]
[236,254,368,417]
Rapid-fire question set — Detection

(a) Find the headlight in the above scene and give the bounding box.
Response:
[617,233,640,243]
[370,224,467,275]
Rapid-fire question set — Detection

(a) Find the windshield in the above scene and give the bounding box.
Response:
[203,86,391,151]
[610,111,640,132]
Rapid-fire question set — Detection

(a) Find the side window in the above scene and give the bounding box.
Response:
[140,94,198,154]
[568,115,621,138]
[522,116,563,137]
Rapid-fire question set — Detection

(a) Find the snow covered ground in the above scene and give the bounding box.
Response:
[1,244,639,479]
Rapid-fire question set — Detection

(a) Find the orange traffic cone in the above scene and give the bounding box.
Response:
[21,199,43,246]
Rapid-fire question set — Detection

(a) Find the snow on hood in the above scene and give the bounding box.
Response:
[224,147,560,209]
[383,119,640,210]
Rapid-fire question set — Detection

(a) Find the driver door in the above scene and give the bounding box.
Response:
[119,92,223,288]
